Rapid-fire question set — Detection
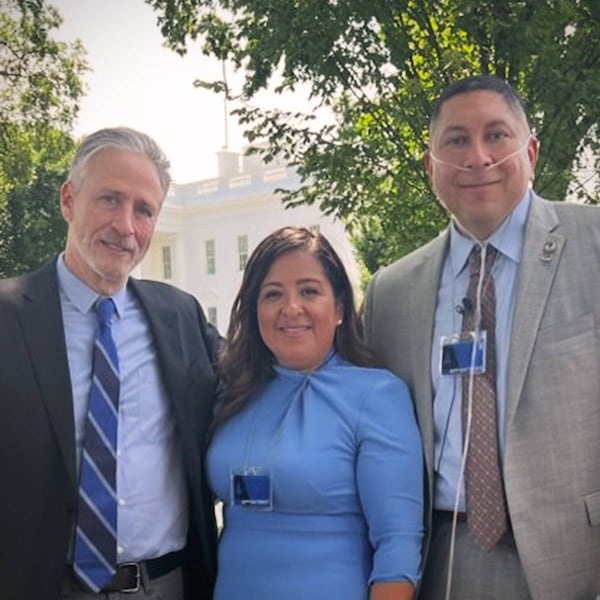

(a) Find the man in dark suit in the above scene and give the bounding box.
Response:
[0,127,221,599]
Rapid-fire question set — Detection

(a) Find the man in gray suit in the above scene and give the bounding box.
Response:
[363,75,600,599]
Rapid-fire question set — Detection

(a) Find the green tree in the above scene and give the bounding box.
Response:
[0,0,88,277]
[0,130,73,277]
[147,0,600,269]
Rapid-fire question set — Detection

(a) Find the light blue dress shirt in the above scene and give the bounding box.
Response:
[430,191,531,511]
[57,256,188,562]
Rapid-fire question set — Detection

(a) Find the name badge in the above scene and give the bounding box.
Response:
[440,331,487,376]
[230,466,273,510]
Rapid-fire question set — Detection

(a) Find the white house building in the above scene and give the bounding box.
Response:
[138,149,360,336]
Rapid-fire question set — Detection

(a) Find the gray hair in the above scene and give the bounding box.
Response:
[69,127,172,198]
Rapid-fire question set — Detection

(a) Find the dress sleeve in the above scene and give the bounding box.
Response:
[355,372,424,587]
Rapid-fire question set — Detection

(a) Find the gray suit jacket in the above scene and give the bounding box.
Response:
[363,195,600,599]
[0,259,222,600]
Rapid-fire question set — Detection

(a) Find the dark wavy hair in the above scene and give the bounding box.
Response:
[212,226,373,431]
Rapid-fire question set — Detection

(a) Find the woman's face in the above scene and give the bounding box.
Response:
[257,250,343,371]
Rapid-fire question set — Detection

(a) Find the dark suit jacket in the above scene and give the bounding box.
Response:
[0,259,222,600]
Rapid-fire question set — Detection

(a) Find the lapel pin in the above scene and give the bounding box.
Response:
[540,240,557,262]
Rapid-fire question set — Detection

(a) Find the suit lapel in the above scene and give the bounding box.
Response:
[506,196,563,427]
[128,281,189,420]
[408,231,449,476]
[18,261,77,487]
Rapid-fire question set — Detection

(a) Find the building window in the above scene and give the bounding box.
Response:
[207,306,217,327]
[162,246,172,280]
[206,239,216,275]
[238,234,249,271]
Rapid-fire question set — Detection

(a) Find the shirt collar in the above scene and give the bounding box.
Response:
[56,253,127,319]
[449,189,532,277]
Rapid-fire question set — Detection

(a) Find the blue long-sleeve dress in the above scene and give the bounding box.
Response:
[206,351,424,599]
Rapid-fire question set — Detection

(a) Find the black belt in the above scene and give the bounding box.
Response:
[433,509,514,535]
[433,509,468,522]
[69,549,184,594]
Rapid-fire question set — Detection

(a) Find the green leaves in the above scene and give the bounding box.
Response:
[0,0,87,277]
[0,0,88,130]
[148,0,600,270]
[0,161,69,278]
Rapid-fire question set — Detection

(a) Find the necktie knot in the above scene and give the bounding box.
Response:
[467,244,497,278]
[96,298,116,328]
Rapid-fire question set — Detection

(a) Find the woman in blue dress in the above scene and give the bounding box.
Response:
[206,226,424,599]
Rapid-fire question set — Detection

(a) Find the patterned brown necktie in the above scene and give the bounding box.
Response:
[462,245,507,551]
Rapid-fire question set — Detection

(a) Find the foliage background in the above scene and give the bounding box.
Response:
[0,0,87,277]
[147,0,600,275]
[3,0,600,279]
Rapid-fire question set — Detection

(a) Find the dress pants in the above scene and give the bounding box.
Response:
[418,512,531,600]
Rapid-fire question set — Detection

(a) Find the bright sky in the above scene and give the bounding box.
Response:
[52,0,248,183]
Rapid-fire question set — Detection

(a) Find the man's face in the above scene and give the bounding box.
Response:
[61,148,163,295]
[425,90,539,240]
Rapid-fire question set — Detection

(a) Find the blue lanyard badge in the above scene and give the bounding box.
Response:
[230,466,273,510]
[439,330,487,376]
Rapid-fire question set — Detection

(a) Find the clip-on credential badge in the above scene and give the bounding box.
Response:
[440,331,487,376]
[230,466,273,510]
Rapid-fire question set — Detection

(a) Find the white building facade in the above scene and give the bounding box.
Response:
[138,150,360,335]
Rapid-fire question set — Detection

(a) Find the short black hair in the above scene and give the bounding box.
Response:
[430,75,530,134]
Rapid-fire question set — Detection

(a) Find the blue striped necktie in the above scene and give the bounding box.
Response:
[73,298,120,592]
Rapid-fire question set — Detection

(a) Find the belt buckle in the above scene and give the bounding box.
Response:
[119,562,141,593]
